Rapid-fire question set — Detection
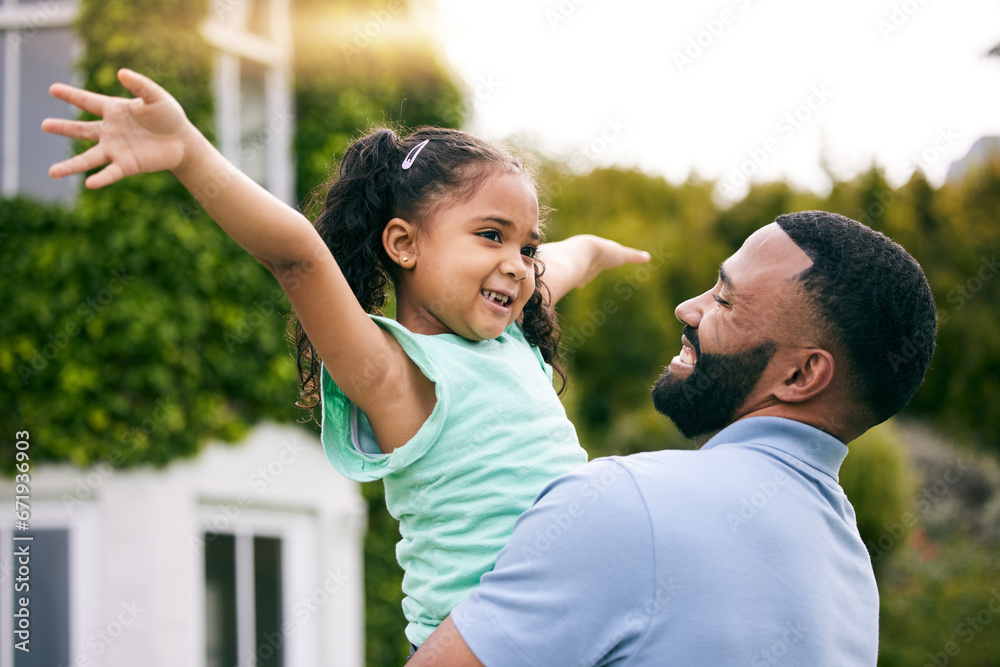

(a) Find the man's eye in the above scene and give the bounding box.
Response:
[713,293,730,307]
[521,246,538,259]
[479,230,502,242]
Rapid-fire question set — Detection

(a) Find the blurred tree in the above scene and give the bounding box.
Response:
[292,0,465,208]
[545,162,1000,462]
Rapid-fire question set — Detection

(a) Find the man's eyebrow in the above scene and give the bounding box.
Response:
[719,263,736,296]
[476,216,541,242]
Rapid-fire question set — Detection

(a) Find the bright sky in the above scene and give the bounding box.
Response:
[421,0,1000,203]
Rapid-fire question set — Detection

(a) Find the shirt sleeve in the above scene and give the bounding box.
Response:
[450,458,655,666]
[319,316,449,482]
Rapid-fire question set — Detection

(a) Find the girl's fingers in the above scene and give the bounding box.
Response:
[49,145,107,179]
[48,82,108,117]
[51,146,125,189]
[606,240,651,265]
[85,163,125,190]
[628,248,651,264]
[117,68,166,105]
[40,118,102,142]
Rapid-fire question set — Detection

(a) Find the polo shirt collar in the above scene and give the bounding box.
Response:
[701,416,849,481]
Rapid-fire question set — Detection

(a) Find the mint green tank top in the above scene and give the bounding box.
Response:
[320,316,587,646]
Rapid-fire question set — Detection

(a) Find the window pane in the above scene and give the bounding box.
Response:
[239,60,268,188]
[19,26,76,203]
[13,530,70,667]
[205,534,238,667]
[254,536,283,667]
[1,31,6,190]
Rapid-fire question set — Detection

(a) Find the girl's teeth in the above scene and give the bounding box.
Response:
[483,290,509,305]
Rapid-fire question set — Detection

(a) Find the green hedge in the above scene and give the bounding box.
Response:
[3,0,298,470]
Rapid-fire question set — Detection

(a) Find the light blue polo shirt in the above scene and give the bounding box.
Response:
[452,416,879,666]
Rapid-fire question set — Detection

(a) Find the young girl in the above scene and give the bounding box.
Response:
[43,69,650,648]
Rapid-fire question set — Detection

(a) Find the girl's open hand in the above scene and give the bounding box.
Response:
[557,234,651,289]
[42,68,192,189]
[586,235,651,274]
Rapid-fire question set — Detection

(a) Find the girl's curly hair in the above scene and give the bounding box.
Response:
[288,126,564,419]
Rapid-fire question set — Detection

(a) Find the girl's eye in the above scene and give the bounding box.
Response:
[713,293,730,307]
[479,230,502,242]
[521,246,538,259]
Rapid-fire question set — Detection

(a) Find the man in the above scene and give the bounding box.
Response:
[410,211,937,666]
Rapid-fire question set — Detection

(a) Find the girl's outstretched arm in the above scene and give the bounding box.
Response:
[43,69,434,451]
[539,234,650,305]
[44,68,315,268]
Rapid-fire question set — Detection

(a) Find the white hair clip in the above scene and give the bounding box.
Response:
[401,139,430,170]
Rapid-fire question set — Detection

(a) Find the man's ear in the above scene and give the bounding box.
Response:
[774,348,835,403]
[383,217,418,268]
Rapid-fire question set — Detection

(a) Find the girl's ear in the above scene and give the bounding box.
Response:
[383,217,418,268]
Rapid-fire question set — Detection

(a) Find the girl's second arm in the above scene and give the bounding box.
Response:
[43,69,435,449]
[540,234,651,305]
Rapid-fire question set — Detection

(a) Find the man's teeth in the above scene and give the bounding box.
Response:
[680,346,697,365]
[483,290,511,305]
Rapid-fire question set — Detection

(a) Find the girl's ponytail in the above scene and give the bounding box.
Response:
[290,128,404,414]
[318,128,401,311]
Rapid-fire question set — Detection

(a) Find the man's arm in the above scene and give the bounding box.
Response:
[409,617,482,666]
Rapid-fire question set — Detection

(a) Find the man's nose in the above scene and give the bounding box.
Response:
[674,291,708,327]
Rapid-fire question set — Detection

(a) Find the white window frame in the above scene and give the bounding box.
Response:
[201,0,294,204]
[196,506,318,667]
[0,499,100,667]
[0,0,80,198]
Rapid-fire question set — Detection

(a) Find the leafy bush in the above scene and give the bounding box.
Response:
[839,421,917,572]
[878,530,1000,666]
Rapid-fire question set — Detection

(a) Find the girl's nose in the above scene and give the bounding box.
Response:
[501,251,529,282]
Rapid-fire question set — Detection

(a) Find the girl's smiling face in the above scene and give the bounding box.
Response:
[392,171,542,340]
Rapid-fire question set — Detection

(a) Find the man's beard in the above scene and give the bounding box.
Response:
[651,326,777,439]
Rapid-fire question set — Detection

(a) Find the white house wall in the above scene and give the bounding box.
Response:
[1,421,366,667]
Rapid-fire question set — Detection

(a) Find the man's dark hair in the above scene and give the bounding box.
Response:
[775,211,937,426]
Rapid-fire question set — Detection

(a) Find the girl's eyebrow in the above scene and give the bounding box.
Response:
[475,216,541,242]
